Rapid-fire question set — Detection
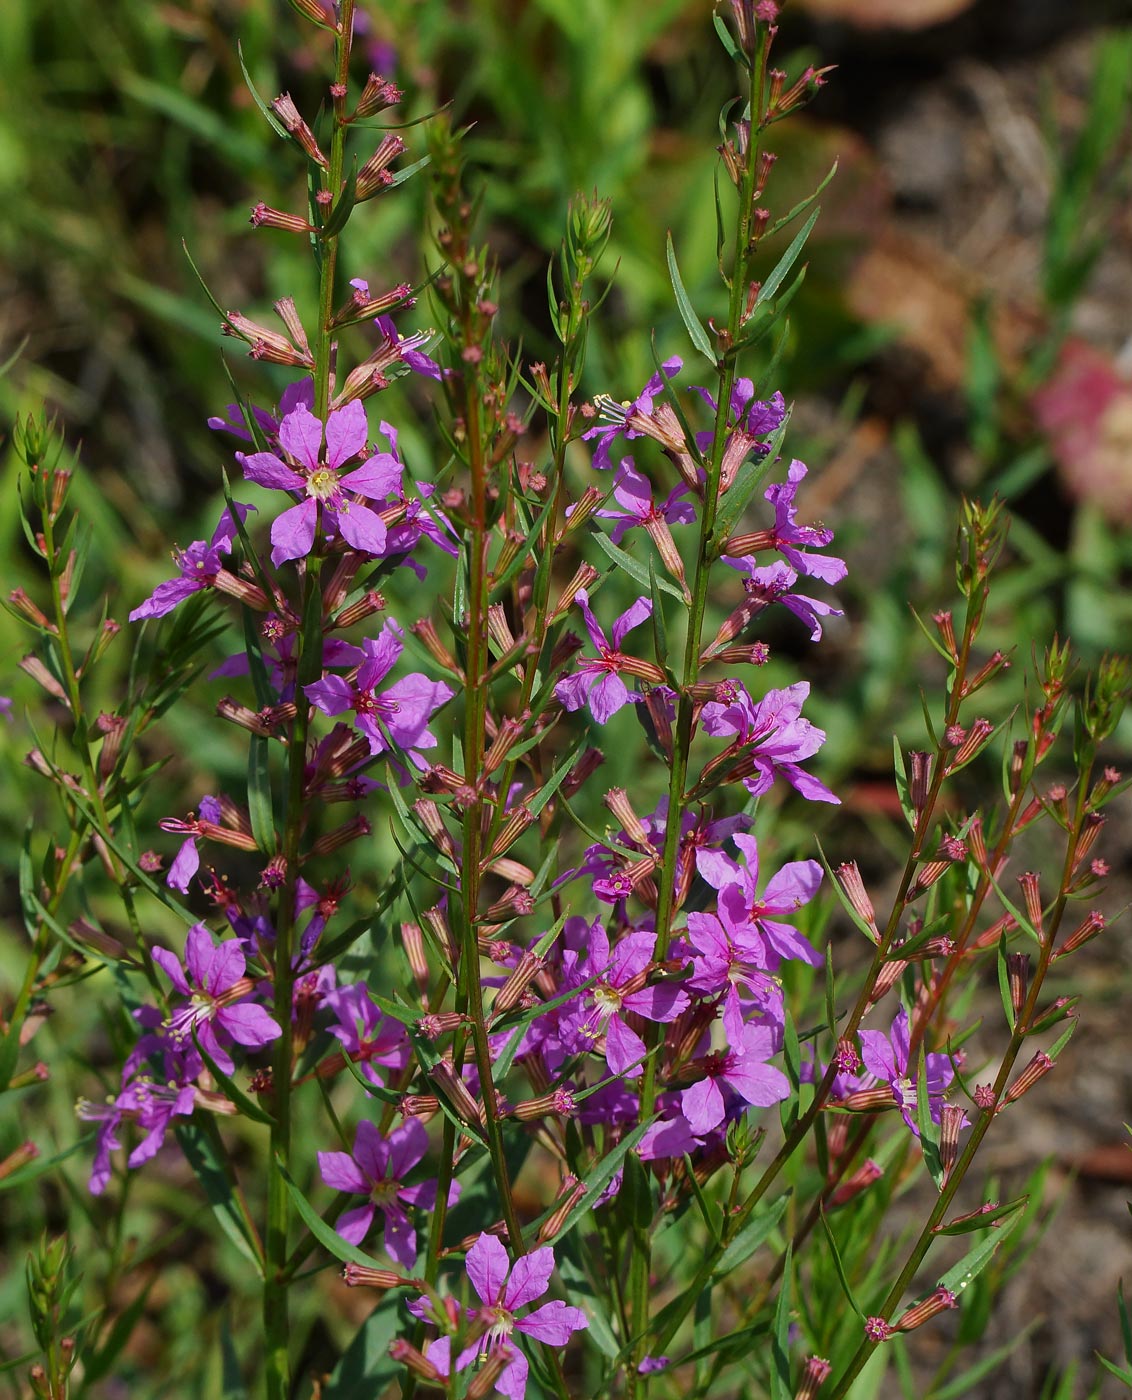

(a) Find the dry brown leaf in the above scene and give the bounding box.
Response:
[846,227,1036,392]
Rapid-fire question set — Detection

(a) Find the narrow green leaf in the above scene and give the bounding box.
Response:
[712,11,742,62]
[387,153,432,189]
[756,206,820,308]
[815,838,877,945]
[528,736,586,819]
[176,1123,264,1273]
[892,736,916,830]
[648,559,676,679]
[711,1194,789,1281]
[936,1205,1025,1297]
[322,1292,404,1397]
[544,1120,656,1247]
[81,1280,156,1387]
[934,1195,1030,1236]
[193,1032,276,1126]
[0,1135,94,1194]
[590,528,685,602]
[1117,1277,1132,1365]
[219,1320,250,1399]
[916,1044,945,1190]
[824,940,838,1038]
[996,931,1015,1032]
[237,41,290,139]
[770,1243,793,1400]
[247,734,275,855]
[557,1238,621,1358]
[321,163,359,240]
[278,1160,396,1271]
[765,164,837,240]
[710,411,791,546]
[666,232,716,363]
[819,1210,864,1317]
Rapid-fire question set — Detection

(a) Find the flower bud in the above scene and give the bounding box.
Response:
[893,1286,958,1333]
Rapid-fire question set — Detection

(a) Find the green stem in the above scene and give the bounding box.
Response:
[627,35,767,1390]
[263,10,354,1397]
[456,324,527,1257]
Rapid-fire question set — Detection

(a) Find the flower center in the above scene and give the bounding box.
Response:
[368,1177,399,1206]
[480,1304,516,1353]
[307,467,341,503]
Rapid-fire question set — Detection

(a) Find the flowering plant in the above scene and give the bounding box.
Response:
[2,2,1129,1398]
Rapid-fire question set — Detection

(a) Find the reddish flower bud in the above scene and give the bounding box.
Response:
[893,1286,958,1333]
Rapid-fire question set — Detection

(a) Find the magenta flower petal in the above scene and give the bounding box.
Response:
[681,1076,724,1135]
[332,501,388,555]
[340,453,402,498]
[216,1002,283,1050]
[357,628,403,689]
[305,674,355,716]
[496,1350,529,1400]
[336,1202,377,1246]
[588,672,631,724]
[725,1059,790,1107]
[196,1020,235,1075]
[554,671,594,713]
[240,451,305,490]
[278,405,325,470]
[382,1203,417,1269]
[516,1300,588,1347]
[386,1118,429,1177]
[318,1148,370,1195]
[185,923,230,989]
[152,946,190,996]
[165,837,200,894]
[605,1017,647,1078]
[610,595,653,648]
[505,1247,555,1309]
[351,1119,390,1179]
[466,1232,510,1305]
[270,499,318,565]
[129,577,200,621]
[324,399,368,468]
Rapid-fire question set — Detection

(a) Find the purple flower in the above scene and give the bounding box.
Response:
[762,460,846,583]
[859,1007,959,1135]
[459,1234,587,1400]
[701,681,840,804]
[694,833,823,970]
[692,382,787,492]
[680,994,790,1134]
[554,590,655,724]
[724,558,842,642]
[305,622,453,761]
[683,912,784,1017]
[77,1074,196,1195]
[152,923,282,1075]
[0,696,12,722]
[594,458,695,544]
[207,377,313,443]
[237,399,402,565]
[324,981,411,1085]
[373,314,443,380]
[129,505,254,622]
[583,357,694,478]
[559,924,688,1078]
[161,794,223,893]
[318,1118,454,1266]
